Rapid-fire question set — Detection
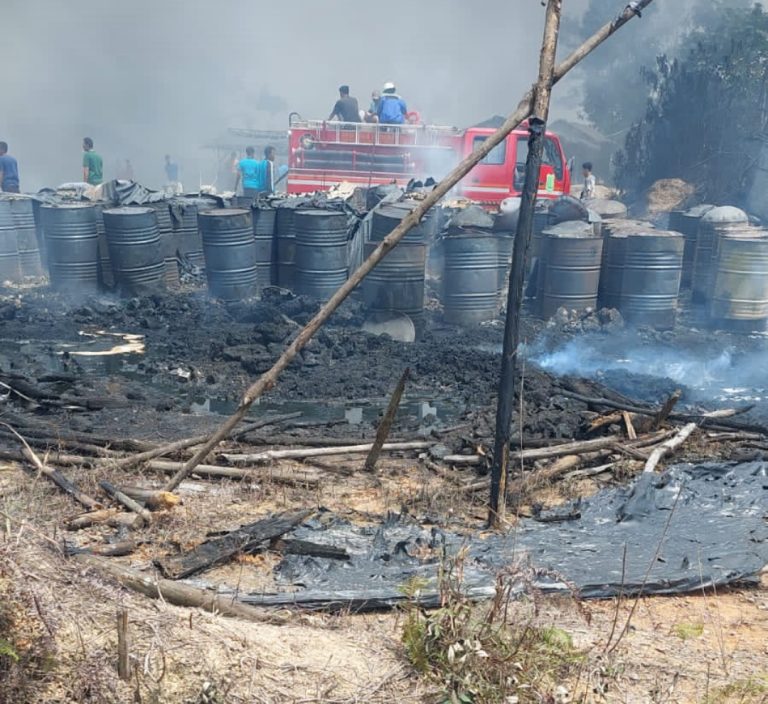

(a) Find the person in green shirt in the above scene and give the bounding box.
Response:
[82,137,103,185]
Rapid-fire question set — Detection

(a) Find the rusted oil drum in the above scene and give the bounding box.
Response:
[0,200,21,283]
[669,204,715,289]
[103,207,166,295]
[150,202,179,289]
[5,197,43,277]
[538,222,603,319]
[198,209,258,301]
[710,231,768,332]
[40,203,98,292]
[370,201,437,244]
[619,230,684,329]
[692,206,748,303]
[441,233,499,325]
[362,240,427,335]
[275,202,300,288]
[252,204,276,290]
[294,210,350,301]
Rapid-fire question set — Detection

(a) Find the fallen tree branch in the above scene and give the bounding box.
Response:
[560,391,761,432]
[221,441,431,465]
[445,435,622,466]
[66,509,143,531]
[73,554,287,624]
[0,423,100,510]
[119,487,181,511]
[99,481,152,525]
[111,412,303,470]
[642,423,698,474]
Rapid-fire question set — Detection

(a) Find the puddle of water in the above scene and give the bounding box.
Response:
[0,330,145,376]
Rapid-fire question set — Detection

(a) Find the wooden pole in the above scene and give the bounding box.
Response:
[158,0,656,493]
[117,609,130,681]
[75,554,287,624]
[365,368,410,471]
[489,0,563,528]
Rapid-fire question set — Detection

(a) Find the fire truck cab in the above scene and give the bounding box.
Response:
[286,117,571,207]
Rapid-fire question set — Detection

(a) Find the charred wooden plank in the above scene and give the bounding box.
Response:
[155,508,313,579]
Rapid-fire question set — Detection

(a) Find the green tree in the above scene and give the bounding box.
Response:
[615,3,768,204]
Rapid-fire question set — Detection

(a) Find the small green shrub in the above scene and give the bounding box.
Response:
[401,554,584,703]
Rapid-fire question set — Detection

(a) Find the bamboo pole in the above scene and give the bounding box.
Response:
[159,0,657,493]
[489,0,563,527]
[365,368,410,472]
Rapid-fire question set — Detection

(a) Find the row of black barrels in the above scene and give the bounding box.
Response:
[527,209,768,332]
[33,203,188,295]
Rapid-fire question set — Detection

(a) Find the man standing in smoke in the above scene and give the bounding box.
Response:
[82,137,103,186]
[234,145,275,198]
[0,142,20,193]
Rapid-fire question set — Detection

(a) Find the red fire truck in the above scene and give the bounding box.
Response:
[286,115,571,206]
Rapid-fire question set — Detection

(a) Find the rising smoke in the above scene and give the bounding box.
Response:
[530,330,767,405]
[2,1,743,193]
[1,0,575,191]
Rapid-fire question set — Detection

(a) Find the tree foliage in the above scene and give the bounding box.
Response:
[615,3,768,203]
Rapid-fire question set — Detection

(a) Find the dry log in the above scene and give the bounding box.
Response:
[144,459,320,487]
[618,423,699,521]
[99,481,152,524]
[365,368,410,472]
[445,435,622,466]
[117,609,130,681]
[155,508,313,580]
[560,391,763,433]
[611,444,650,461]
[67,508,119,530]
[508,451,611,499]
[221,441,431,465]
[66,509,145,531]
[111,412,304,470]
[622,412,637,440]
[74,554,287,624]
[119,486,181,511]
[589,412,623,432]
[643,422,698,474]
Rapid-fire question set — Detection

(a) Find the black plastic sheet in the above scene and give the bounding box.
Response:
[235,461,768,611]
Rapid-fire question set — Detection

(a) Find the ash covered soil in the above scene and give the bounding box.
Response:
[1,285,767,444]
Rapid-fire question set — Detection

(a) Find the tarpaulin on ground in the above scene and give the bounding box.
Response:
[234,461,768,611]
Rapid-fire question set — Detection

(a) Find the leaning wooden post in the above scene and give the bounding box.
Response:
[117,608,130,681]
[160,0,656,493]
[365,368,410,471]
[488,0,563,528]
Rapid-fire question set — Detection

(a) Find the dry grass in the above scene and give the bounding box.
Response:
[0,448,766,703]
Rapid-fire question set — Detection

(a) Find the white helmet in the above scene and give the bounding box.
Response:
[382,82,396,94]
